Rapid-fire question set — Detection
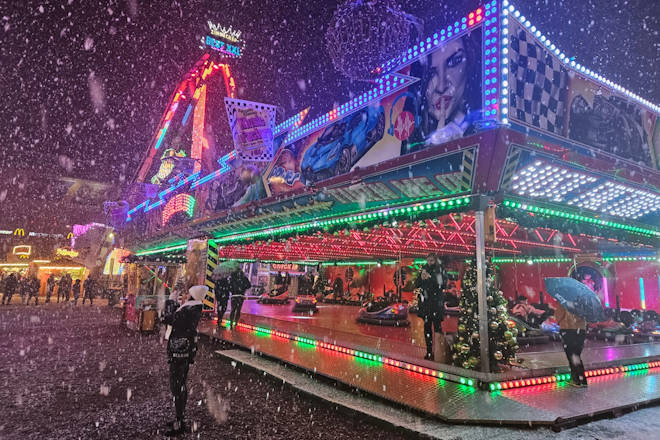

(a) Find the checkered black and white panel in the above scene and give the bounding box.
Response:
[509,22,568,135]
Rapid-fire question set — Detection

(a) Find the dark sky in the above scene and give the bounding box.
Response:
[0,0,658,226]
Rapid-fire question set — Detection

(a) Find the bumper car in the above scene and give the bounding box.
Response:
[292,295,318,313]
[507,316,552,345]
[258,288,290,304]
[588,319,633,343]
[357,300,410,326]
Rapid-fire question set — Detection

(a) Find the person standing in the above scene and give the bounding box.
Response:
[27,275,40,305]
[212,272,231,328]
[83,277,95,305]
[414,253,448,361]
[45,274,55,304]
[556,303,588,387]
[162,284,206,436]
[72,279,81,306]
[229,268,251,329]
[2,273,18,305]
[58,274,71,303]
[19,276,30,305]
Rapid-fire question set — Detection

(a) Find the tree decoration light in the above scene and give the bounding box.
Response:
[453,263,518,371]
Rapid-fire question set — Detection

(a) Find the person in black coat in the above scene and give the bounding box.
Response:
[229,269,251,329]
[414,254,449,360]
[212,273,231,327]
[72,279,81,306]
[27,275,40,305]
[83,277,95,305]
[1,273,18,305]
[45,274,55,304]
[162,284,206,436]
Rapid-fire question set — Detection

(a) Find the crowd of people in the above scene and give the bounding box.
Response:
[0,271,99,306]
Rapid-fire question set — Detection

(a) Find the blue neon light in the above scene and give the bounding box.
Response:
[181,104,193,126]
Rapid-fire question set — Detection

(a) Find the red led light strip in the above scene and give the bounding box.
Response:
[220,320,477,387]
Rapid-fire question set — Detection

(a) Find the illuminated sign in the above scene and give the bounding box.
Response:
[163,194,197,225]
[13,228,25,237]
[207,22,242,42]
[271,263,300,272]
[203,21,245,58]
[12,245,31,258]
[56,248,79,259]
[224,98,277,162]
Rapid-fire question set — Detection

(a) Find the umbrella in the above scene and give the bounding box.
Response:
[544,277,606,322]
[213,260,240,277]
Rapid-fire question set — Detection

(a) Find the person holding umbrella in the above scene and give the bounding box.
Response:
[555,303,588,387]
[544,275,605,388]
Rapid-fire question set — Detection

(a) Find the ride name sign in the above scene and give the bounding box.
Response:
[203,21,244,58]
[205,35,241,57]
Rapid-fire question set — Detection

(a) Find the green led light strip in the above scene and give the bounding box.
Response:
[491,256,658,264]
[221,319,477,388]
[502,200,660,237]
[489,361,660,391]
[214,196,471,245]
[135,242,187,256]
[208,192,468,238]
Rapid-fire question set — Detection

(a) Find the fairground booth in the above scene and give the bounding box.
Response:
[115,0,660,402]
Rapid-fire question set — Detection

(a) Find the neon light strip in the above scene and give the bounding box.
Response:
[639,278,646,310]
[602,276,610,308]
[492,256,658,264]
[379,6,485,74]
[502,0,659,114]
[134,243,188,257]
[214,196,471,244]
[39,266,85,270]
[273,107,310,137]
[190,150,237,189]
[191,85,207,174]
[283,73,418,146]
[489,361,660,391]
[0,263,29,267]
[220,319,476,388]
[181,103,194,126]
[502,200,660,237]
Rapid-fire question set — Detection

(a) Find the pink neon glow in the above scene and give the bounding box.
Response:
[602,275,610,308]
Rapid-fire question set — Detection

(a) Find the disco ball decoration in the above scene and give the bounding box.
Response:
[325,0,415,80]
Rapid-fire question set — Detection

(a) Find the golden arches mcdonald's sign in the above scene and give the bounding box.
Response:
[13,228,25,237]
[67,232,74,239]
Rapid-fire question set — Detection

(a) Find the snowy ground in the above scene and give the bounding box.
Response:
[0,304,658,439]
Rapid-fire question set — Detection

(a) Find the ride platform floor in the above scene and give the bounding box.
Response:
[200,319,660,427]
[215,300,660,373]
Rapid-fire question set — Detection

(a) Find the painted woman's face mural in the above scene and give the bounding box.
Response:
[426,38,469,130]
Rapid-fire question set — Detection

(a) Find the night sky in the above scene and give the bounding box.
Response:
[0,0,658,230]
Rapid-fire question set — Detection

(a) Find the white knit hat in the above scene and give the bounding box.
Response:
[189,285,208,302]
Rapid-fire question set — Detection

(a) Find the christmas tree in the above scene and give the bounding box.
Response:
[452,263,518,371]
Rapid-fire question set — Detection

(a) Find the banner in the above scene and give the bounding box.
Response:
[508,19,658,169]
[224,98,278,162]
[262,27,483,197]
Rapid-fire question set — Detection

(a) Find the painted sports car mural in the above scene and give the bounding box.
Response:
[300,105,385,184]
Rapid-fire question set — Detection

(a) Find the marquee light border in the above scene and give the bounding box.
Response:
[282,73,419,146]
[502,199,660,238]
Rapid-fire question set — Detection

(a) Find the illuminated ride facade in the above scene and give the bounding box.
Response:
[118,2,660,395]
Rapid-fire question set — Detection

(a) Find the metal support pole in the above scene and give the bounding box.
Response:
[473,196,491,374]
